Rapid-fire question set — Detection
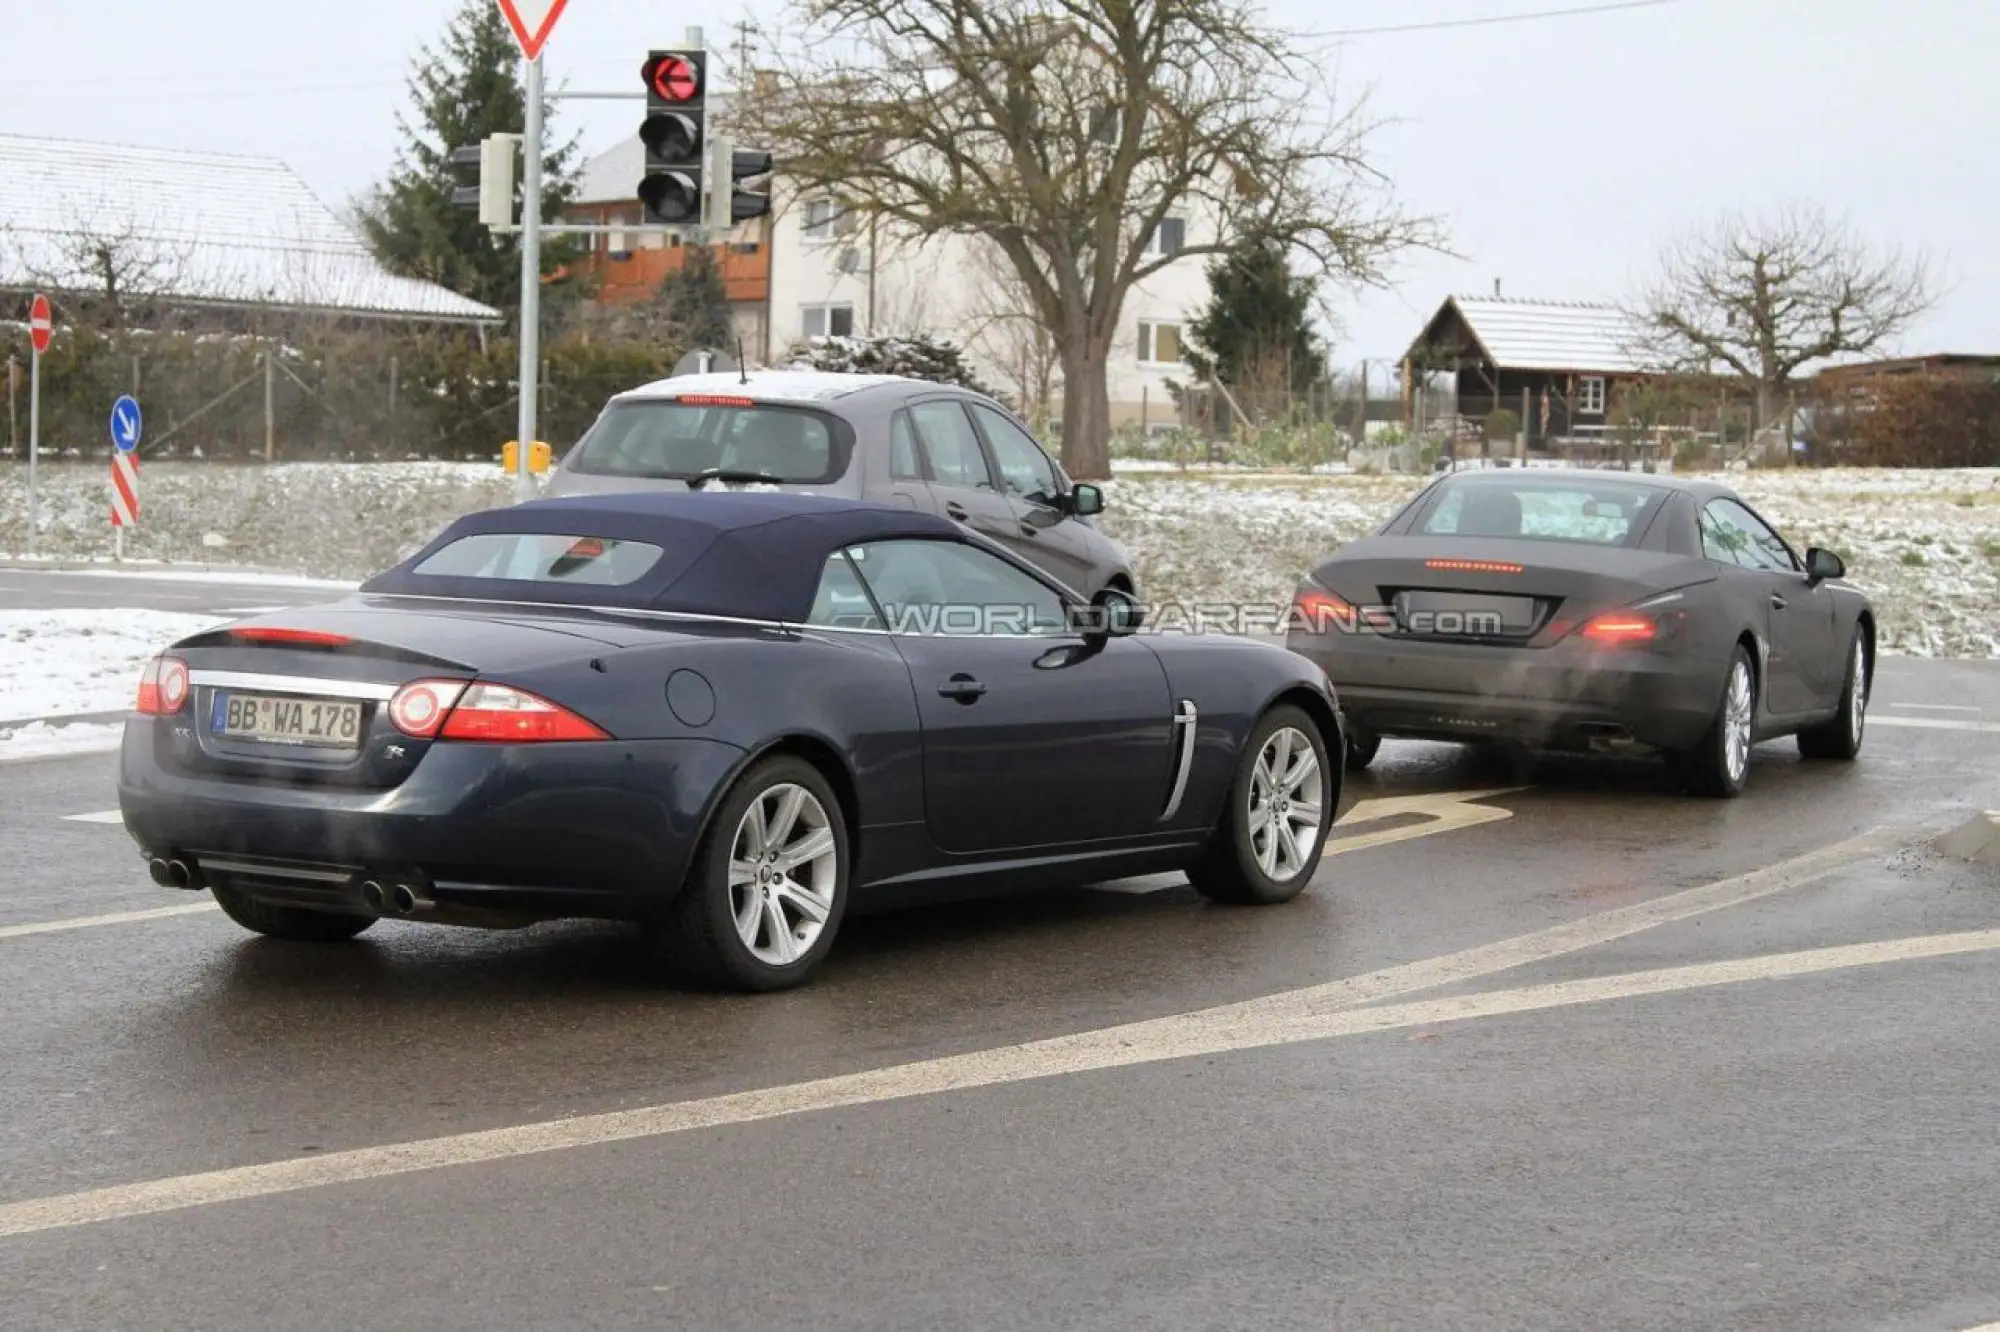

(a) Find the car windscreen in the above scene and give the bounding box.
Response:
[564,399,850,483]
[410,533,666,586]
[1417,478,1664,547]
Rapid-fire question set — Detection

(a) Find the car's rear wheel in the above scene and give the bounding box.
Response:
[1186,704,1332,905]
[1797,631,1867,761]
[1344,729,1381,771]
[1677,645,1757,798]
[210,883,376,942]
[658,755,849,992]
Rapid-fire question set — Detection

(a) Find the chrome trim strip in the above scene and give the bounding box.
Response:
[1159,699,1199,821]
[1632,591,1686,609]
[187,670,398,701]
[195,857,355,885]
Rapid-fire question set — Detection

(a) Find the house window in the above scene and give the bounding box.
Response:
[1146,216,1186,257]
[1137,321,1183,365]
[802,304,855,339]
[802,198,855,241]
[1577,376,1606,415]
[1088,106,1120,146]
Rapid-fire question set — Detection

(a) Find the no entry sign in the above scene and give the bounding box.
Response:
[496,0,569,61]
[28,293,52,355]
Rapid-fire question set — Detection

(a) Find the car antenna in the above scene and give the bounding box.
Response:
[736,335,748,385]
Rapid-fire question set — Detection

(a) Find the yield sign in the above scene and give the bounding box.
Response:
[28,293,52,355]
[495,0,569,61]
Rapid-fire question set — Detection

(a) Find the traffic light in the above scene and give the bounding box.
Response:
[638,49,707,224]
[706,146,775,230]
[448,133,520,230]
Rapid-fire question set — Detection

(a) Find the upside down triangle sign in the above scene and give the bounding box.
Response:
[496,0,569,61]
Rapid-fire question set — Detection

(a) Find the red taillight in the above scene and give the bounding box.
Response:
[673,393,756,406]
[1425,558,1524,574]
[387,678,468,738]
[137,655,189,715]
[438,684,609,743]
[230,627,353,647]
[1580,613,1657,644]
[1292,586,1355,631]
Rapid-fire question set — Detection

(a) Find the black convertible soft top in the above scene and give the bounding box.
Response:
[361,490,965,622]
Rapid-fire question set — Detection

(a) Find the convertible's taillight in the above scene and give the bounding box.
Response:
[1579,613,1658,645]
[438,684,609,743]
[136,654,189,715]
[386,678,468,738]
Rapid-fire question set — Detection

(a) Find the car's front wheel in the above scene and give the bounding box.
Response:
[210,883,376,942]
[1186,704,1333,905]
[1797,630,1868,761]
[658,755,850,992]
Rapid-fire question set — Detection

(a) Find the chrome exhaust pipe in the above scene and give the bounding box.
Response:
[148,857,192,890]
[359,880,387,913]
[390,882,434,915]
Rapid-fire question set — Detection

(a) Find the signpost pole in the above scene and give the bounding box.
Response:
[26,343,38,560]
[515,52,544,506]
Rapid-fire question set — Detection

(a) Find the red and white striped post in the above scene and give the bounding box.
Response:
[110,449,140,561]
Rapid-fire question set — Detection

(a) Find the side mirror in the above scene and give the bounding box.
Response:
[1075,589,1142,642]
[1068,483,1105,517]
[1805,547,1845,584]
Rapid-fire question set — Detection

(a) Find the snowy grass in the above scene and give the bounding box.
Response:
[0,720,130,764]
[3,460,1995,658]
[0,609,228,724]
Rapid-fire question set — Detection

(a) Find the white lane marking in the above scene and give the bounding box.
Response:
[62,809,124,825]
[1883,703,1983,714]
[0,904,217,940]
[1328,787,1524,854]
[1089,788,1525,893]
[0,916,1986,1240]
[1871,716,2000,734]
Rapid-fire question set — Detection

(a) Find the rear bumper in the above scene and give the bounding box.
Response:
[118,721,746,919]
[1290,630,1724,754]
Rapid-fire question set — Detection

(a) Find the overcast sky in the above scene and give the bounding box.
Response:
[4,0,1991,369]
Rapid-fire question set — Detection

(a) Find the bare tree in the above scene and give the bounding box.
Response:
[4,210,194,332]
[961,237,1062,432]
[1625,202,1939,429]
[734,0,1438,478]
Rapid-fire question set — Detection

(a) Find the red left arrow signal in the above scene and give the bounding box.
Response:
[648,54,700,102]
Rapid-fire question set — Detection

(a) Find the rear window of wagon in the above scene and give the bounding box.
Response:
[567,399,852,483]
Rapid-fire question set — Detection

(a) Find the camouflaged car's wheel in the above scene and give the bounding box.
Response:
[1343,729,1381,771]
[1797,630,1867,761]
[1677,645,1757,799]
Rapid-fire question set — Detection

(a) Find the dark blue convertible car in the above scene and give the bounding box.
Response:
[119,491,1345,990]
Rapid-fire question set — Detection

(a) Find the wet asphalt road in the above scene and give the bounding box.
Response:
[1,571,1999,1330]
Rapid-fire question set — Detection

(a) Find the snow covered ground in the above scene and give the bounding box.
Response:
[3,460,1996,659]
[0,609,225,759]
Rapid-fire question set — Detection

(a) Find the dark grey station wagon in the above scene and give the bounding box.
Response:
[542,370,1140,611]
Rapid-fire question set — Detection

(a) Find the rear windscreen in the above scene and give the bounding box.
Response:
[565,399,848,483]
[1418,479,1664,546]
[411,533,665,586]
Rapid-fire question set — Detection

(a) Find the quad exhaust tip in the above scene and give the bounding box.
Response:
[359,880,387,913]
[148,858,195,890]
[360,878,434,916]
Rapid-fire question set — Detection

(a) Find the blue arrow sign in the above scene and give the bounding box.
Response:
[110,395,143,453]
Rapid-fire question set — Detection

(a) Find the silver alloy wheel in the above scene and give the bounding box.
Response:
[727,782,838,967]
[1723,659,1754,784]
[1848,639,1867,740]
[1247,726,1324,883]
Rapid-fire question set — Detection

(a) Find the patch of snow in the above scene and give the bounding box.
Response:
[0,609,226,724]
[0,721,128,763]
[60,569,362,589]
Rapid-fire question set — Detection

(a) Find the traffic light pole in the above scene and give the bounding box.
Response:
[515,52,546,505]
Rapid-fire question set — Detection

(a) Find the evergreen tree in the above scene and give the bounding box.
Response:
[1184,235,1328,390]
[654,246,735,352]
[356,0,582,319]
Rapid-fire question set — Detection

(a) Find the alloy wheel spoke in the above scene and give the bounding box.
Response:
[760,895,797,965]
[728,858,760,887]
[765,786,807,850]
[776,878,832,925]
[777,827,835,875]
[740,800,769,859]
[732,888,762,945]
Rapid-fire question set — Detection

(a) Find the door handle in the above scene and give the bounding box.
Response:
[944,501,969,521]
[1770,594,1788,609]
[1018,521,1039,537]
[937,673,986,703]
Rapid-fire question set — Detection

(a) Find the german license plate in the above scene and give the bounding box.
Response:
[1398,591,1539,635]
[211,692,363,749]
